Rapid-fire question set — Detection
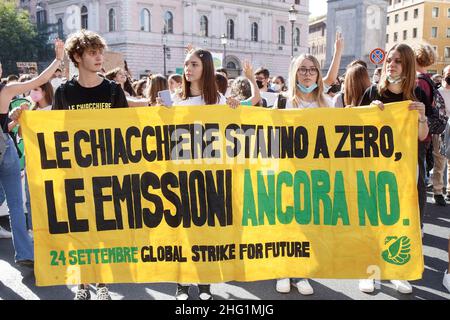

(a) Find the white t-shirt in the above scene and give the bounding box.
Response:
[176,93,226,106]
[438,87,450,116]
[275,94,334,109]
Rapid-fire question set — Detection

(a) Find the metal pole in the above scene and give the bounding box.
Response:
[163,44,167,77]
[223,44,227,70]
[291,21,294,58]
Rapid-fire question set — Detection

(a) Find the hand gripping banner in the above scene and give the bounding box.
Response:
[20,102,423,286]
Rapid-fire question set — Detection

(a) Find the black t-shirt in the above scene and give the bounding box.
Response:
[53,78,129,110]
[360,84,433,117]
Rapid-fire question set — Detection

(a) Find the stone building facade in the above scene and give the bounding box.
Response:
[32,0,311,79]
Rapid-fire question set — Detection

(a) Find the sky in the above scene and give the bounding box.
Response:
[309,0,328,17]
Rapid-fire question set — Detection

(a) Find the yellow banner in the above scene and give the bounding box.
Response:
[21,102,423,286]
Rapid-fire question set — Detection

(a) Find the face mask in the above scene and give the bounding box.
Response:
[30,90,43,103]
[446,77,450,86]
[51,77,63,90]
[272,84,282,92]
[297,83,318,94]
[373,75,380,83]
[256,80,264,89]
[387,75,403,84]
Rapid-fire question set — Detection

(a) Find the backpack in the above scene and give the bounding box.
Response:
[59,77,120,109]
[418,74,448,134]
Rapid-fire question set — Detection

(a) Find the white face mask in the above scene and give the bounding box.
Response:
[51,78,63,91]
[272,84,282,92]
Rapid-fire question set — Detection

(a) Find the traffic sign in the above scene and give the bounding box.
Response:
[369,48,386,65]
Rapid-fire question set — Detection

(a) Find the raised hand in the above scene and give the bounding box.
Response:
[54,39,65,61]
[242,60,254,79]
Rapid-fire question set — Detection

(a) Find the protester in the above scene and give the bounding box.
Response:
[53,30,129,300]
[228,61,262,106]
[0,39,64,268]
[359,43,431,294]
[254,67,275,93]
[105,67,135,97]
[133,78,148,99]
[271,76,287,93]
[414,45,446,206]
[333,64,371,108]
[146,74,169,106]
[432,74,443,87]
[159,48,227,300]
[215,73,228,96]
[273,53,333,296]
[372,67,382,84]
[216,68,228,80]
[168,74,183,101]
[440,65,450,202]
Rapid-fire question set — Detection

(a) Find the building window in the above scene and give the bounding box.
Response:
[387,16,390,25]
[431,27,438,38]
[432,7,439,18]
[81,6,88,29]
[227,19,234,39]
[57,18,64,38]
[36,8,47,27]
[200,15,208,37]
[444,47,450,59]
[394,32,398,42]
[140,9,151,32]
[403,30,407,40]
[278,26,285,44]
[164,11,173,34]
[447,27,450,38]
[413,28,417,38]
[295,0,300,4]
[404,11,408,21]
[295,27,300,46]
[448,8,450,18]
[445,47,450,59]
[414,8,419,18]
[251,22,258,42]
[395,14,399,23]
[386,34,389,43]
[108,8,116,32]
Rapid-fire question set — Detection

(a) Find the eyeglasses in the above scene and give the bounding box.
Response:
[298,67,318,76]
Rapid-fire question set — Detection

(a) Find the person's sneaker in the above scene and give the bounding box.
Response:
[390,280,412,294]
[0,226,12,239]
[198,284,213,300]
[446,194,450,202]
[96,285,111,300]
[293,278,314,295]
[359,279,375,293]
[443,270,450,293]
[175,284,190,300]
[74,285,91,300]
[16,260,34,268]
[276,278,291,293]
[434,194,447,206]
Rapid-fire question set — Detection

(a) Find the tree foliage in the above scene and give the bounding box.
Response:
[0,1,49,75]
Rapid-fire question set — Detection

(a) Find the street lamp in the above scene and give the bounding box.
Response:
[288,5,298,58]
[162,30,168,77]
[220,34,228,70]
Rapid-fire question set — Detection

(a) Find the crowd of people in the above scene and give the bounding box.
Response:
[0,28,449,300]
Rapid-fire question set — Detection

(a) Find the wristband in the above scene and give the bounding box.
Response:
[418,117,427,123]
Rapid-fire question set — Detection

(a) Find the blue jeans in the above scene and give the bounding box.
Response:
[0,183,5,205]
[0,134,33,261]
[24,166,32,230]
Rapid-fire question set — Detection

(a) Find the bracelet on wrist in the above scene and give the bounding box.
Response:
[418,117,427,123]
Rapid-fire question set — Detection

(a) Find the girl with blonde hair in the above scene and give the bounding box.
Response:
[273,54,334,296]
